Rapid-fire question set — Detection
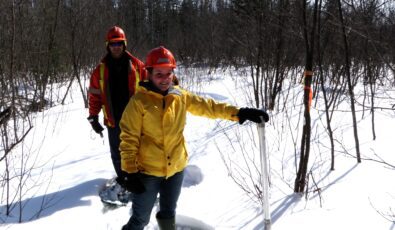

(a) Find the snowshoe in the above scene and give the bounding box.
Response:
[99,177,131,210]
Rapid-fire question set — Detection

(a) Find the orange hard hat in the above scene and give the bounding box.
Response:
[106,26,127,45]
[145,46,176,69]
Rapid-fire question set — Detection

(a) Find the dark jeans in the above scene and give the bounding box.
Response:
[107,124,123,178]
[124,171,184,230]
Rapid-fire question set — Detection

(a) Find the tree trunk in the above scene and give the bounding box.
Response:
[294,0,319,193]
[336,0,361,163]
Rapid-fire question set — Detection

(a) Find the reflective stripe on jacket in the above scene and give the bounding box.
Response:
[119,84,240,178]
[88,51,146,127]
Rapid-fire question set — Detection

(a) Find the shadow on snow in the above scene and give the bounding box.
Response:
[1,164,205,225]
[251,163,359,230]
[0,178,107,224]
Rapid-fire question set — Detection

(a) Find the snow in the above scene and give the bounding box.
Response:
[1,68,395,230]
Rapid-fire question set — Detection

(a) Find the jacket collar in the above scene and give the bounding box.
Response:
[139,81,181,97]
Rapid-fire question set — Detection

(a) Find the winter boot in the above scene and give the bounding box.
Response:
[156,216,176,230]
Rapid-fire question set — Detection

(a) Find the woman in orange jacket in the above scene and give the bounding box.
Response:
[119,46,269,230]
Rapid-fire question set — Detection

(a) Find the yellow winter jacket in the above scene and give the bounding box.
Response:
[119,84,240,178]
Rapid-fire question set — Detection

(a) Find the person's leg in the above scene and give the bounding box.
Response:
[107,125,123,178]
[123,174,163,230]
[157,171,184,219]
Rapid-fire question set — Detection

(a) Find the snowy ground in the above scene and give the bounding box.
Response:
[1,68,395,230]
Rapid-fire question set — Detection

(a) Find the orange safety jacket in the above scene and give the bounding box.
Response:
[88,51,146,127]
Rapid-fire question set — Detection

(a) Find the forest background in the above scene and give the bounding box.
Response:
[1,0,394,110]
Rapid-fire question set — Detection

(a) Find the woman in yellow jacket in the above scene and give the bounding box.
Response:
[119,46,269,230]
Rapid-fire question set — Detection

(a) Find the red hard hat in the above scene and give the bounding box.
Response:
[106,26,127,44]
[145,46,176,69]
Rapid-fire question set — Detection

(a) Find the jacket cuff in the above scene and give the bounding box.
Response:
[121,158,138,173]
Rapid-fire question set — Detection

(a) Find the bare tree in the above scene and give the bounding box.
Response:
[1,0,62,222]
[336,0,361,163]
[294,0,319,194]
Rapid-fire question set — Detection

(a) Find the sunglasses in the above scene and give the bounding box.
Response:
[109,42,124,47]
[153,72,174,79]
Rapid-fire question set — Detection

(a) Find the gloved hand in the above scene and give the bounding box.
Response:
[237,108,269,124]
[87,115,104,135]
[118,173,146,194]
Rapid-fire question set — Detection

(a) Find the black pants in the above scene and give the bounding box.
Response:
[107,124,123,178]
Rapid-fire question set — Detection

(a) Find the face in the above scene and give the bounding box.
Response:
[150,67,174,92]
[108,41,124,59]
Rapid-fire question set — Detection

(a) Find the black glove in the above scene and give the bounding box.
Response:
[119,173,146,194]
[237,107,269,124]
[87,115,104,135]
